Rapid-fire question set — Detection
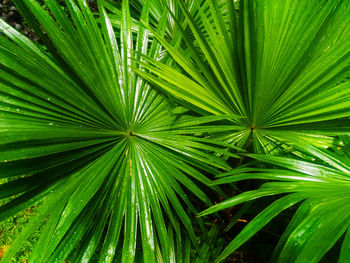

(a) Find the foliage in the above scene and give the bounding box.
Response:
[0,0,350,263]
[0,0,233,261]
[200,144,350,263]
[0,198,40,263]
[138,0,350,153]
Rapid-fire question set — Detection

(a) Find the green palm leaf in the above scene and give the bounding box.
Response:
[136,0,350,153]
[103,0,230,40]
[0,1,235,261]
[199,145,350,263]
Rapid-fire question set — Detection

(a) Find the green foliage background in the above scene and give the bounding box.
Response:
[0,0,350,263]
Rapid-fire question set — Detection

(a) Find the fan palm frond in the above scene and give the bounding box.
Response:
[0,0,235,261]
[136,0,350,153]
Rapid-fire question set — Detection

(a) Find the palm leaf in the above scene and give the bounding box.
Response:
[136,0,350,153]
[103,0,230,39]
[199,145,350,263]
[0,0,236,261]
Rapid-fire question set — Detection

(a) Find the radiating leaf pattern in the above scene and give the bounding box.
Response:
[0,0,234,262]
[137,0,350,153]
[2,0,350,262]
